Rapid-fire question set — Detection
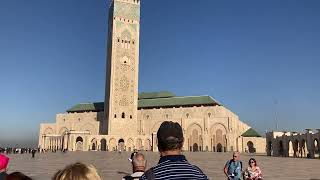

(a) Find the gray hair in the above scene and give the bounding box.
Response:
[132,153,146,167]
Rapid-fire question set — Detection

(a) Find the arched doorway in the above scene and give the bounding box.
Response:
[293,140,299,157]
[187,124,202,152]
[136,138,142,150]
[144,139,151,151]
[247,141,256,153]
[288,140,293,157]
[90,138,97,151]
[278,140,284,157]
[267,141,273,156]
[109,138,116,151]
[100,139,107,151]
[75,137,83,151]
[314,139,319,158]
[217,143,223,152]
[301,139,308,157]
[118,139,125,151]
[127,138,134,152]
[210,123,227,153]
[193,143,199,152]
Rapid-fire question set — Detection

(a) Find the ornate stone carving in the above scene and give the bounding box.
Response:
[119,76,129,91]
[119,97,129,106]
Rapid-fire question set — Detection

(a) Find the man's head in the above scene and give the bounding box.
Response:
[131,153,146,172]
[157,121,184,153]
[232,152,240,161]
[0,154,9,172]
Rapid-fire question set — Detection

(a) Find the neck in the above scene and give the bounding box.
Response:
[133,168,145,173]
[160,149,181,157]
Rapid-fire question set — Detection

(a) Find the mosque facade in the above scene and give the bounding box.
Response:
[38,0,266,153]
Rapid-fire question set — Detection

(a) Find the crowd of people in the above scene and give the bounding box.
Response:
[0,121,263,180]
[0,148,38,155]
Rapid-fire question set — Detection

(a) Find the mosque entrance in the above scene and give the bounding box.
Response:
[247,141,256,153]
[193,143,199,152]
[75,137,83,151]
[118,139,125,151]
[217,143,223,152]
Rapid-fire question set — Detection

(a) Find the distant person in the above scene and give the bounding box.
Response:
[224,152,243,180]
[140,121,208,180]
[128,151,138,162]
[123,152,146,180]
[52,162,101,180]
[6,172,32,180]
[31,149,36,158]
[243,158,262,180]
[0,154,9,180]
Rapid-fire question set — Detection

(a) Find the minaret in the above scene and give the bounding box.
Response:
[103,0,141,135]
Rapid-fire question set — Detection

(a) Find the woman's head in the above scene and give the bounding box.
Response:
[248,158,257,167]
[52,162,101,180]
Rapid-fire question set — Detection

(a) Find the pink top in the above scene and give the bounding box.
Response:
[244,166,263,180]
[0,154,9,170]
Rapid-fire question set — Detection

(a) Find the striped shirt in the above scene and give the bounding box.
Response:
[140,155,209,180]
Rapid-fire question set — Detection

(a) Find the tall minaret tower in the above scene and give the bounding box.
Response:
[103,0,141,135]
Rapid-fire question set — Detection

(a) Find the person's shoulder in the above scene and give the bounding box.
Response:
[140,167,155,180]
[225,159,231,166]
[191,164,208,178]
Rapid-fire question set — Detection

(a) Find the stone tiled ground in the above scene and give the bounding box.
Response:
[5,151,320,180]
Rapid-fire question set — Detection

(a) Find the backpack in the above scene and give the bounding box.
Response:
[227,159,243,177]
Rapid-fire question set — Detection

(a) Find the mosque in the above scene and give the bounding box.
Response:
[38,0,266,153]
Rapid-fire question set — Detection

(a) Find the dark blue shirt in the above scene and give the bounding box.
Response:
[140,155,209,180]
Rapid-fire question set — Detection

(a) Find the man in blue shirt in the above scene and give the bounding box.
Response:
[140,121,208,180]
[224,152,243,180]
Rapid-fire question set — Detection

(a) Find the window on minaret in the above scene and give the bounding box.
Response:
[130,115,132,119]
[114,114,117,118]
[122,112,125,118]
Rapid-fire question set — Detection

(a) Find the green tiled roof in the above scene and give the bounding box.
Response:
[242,128,262,137]
[67,102,104,113]
[67,95,221,113]
[138,91,175,99]
[138,95,220,109]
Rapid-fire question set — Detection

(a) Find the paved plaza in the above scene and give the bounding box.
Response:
[5,151,320,180]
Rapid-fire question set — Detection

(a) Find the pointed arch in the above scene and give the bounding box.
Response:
[210,123,227,152]
[187,123,203,152]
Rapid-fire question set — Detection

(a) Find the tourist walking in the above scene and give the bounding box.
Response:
[122,152,146,180]
[0,154,9,180]
[140,121,208,180]
[243,158,263,180]
[31,149,36,158]
[224,152,243,180]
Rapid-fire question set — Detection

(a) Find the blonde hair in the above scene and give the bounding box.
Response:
[52,162,101,180]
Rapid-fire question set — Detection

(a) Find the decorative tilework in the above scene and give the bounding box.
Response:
[114,1,140,21]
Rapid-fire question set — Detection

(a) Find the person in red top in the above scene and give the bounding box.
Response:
[0,153,9,180]
[243,158,263,180]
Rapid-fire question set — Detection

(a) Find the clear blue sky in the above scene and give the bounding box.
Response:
[0,0,319,147]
